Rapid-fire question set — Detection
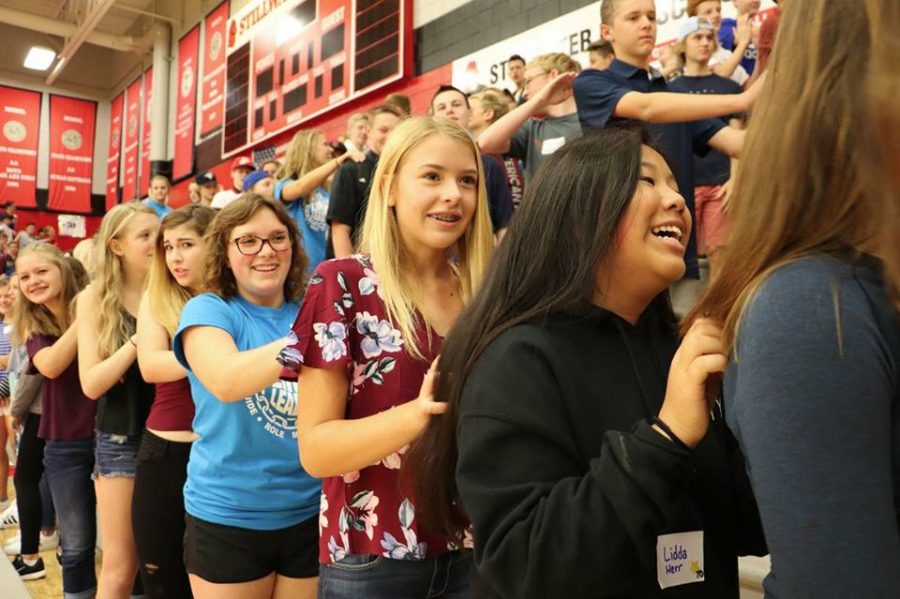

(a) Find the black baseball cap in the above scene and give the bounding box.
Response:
[196,172,218,185]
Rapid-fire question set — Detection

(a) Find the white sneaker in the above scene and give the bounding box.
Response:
[3,529,59,555]
[0,501,17,529]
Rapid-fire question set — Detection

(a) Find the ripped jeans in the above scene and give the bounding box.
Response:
[131,430,192,599]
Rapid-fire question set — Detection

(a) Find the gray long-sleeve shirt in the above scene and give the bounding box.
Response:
[724,254,900,598]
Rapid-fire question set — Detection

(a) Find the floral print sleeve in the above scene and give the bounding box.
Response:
[280,259,363,373]
[281,255,466,564]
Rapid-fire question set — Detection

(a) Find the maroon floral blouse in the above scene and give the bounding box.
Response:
[281,255,466,563]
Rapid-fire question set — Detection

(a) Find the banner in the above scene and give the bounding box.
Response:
[48,95,96,213]
[200,1,228,137]
[451,0,777,91]
[106,93,123,209]
[173,26,200,180]
[221,0,412,157]
[0,86,41,207]
[139,67,153,196]
[121,77,143,202]
[58,214,86,238]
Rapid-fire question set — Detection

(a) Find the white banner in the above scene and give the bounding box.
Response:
[58,214,86,239]
[452,0,777,92]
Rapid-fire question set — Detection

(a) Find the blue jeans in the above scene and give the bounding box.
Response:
[44,438,97,599]
[318,551,473,599]
[93,430,141,478]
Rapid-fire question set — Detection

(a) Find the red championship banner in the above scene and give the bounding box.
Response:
[106,93,124,209]
[121,77,143,202]
[48,95,97,213]
[0,86,41,207]
[139,67,153,195]
[222,0,412,156]
[200,1,229,137]
[173,26,200,180]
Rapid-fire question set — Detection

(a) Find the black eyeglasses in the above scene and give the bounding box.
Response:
[231,232,292,255]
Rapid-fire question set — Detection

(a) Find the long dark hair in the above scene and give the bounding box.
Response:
[405,127,676,541]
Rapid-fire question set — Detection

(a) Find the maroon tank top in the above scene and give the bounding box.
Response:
[145,378,194,431]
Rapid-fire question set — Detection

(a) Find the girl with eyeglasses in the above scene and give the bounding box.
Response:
[173,195,320,599]
[279,117,494,598]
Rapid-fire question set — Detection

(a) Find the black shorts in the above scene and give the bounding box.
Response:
[184,514,319,583]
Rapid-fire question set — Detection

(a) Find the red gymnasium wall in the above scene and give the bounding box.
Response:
[168,63,452,209]
[19,211,103,252]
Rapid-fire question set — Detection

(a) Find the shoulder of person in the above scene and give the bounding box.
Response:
[573,67,616,88]
[743,255,877,339]
[183,292,231,316]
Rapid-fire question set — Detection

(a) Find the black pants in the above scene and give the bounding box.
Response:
[131,430,193,599]
[13,413,45,555]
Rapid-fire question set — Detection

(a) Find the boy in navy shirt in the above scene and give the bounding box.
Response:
[573,0,762,283]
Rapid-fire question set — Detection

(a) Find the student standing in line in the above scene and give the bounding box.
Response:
[688,0,900,596]
[408,129,767,598]
[0,276,13,509]
[279,117,494,598]
[275,129,364,272]
[174,195,320,599]
[132,205,214,599]
[77,203,159,599]
[687,0,752,85]
[669,17,744,281]
[14,244,96,595]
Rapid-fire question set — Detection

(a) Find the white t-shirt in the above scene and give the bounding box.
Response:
[709,47,750,86]
[210,188,241,209]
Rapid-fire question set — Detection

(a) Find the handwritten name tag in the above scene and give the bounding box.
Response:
[540,136,566,155]
[656,530,705,589]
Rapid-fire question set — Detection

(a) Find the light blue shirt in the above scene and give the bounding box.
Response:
[143,198,173,219]
[174,293,320,530]
[275,179,330,273]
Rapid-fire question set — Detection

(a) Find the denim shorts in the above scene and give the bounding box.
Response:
[92,430,142,479]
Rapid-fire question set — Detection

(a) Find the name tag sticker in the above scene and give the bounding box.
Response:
[540,136,566,155]
[656,530,704,589]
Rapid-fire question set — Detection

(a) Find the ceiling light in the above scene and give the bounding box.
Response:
[24,47,56,71]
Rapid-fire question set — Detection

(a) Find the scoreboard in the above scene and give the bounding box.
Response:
[223,0,411,157]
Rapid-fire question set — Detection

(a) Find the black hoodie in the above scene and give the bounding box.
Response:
[455,304,766,598]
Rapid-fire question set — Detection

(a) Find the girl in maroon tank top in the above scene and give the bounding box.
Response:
[132,205,214,599]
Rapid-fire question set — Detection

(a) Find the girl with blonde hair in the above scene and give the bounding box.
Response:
[280,116,494,597]
[13,243,95,593]
[77,201,159,598]
[275,129,364,271]
[132,204,214,598]
[688,0,900,594]
[173,195,319,599]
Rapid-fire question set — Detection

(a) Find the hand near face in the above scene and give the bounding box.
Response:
[656,319,727,448]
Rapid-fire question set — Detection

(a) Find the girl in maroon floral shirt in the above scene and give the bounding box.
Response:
[280,117,494,597]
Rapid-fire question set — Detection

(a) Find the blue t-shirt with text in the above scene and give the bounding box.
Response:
[719,17,757,75]
[275,180,330,273]
[174,293,320,530]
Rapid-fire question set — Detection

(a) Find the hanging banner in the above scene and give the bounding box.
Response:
[451,0,777,91]
[58,214,87,238]
[0,86,41,207]
[106,92,124,209]
[139,67,153,196]
[173,26,200,180]
[200,1,229,138]
[48,95,96,213]
[121,77,143,202]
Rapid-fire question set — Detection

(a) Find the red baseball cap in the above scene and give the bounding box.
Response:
[231,156,254,171]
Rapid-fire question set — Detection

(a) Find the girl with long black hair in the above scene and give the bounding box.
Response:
[407,128,766,598]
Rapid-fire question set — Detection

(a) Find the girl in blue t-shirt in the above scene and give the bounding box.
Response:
[274,129,364,272]
[173,195,320,599]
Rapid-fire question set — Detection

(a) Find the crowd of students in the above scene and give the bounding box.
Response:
[0,0,897,597]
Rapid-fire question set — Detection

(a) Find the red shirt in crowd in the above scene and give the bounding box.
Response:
[283,255,460,564]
